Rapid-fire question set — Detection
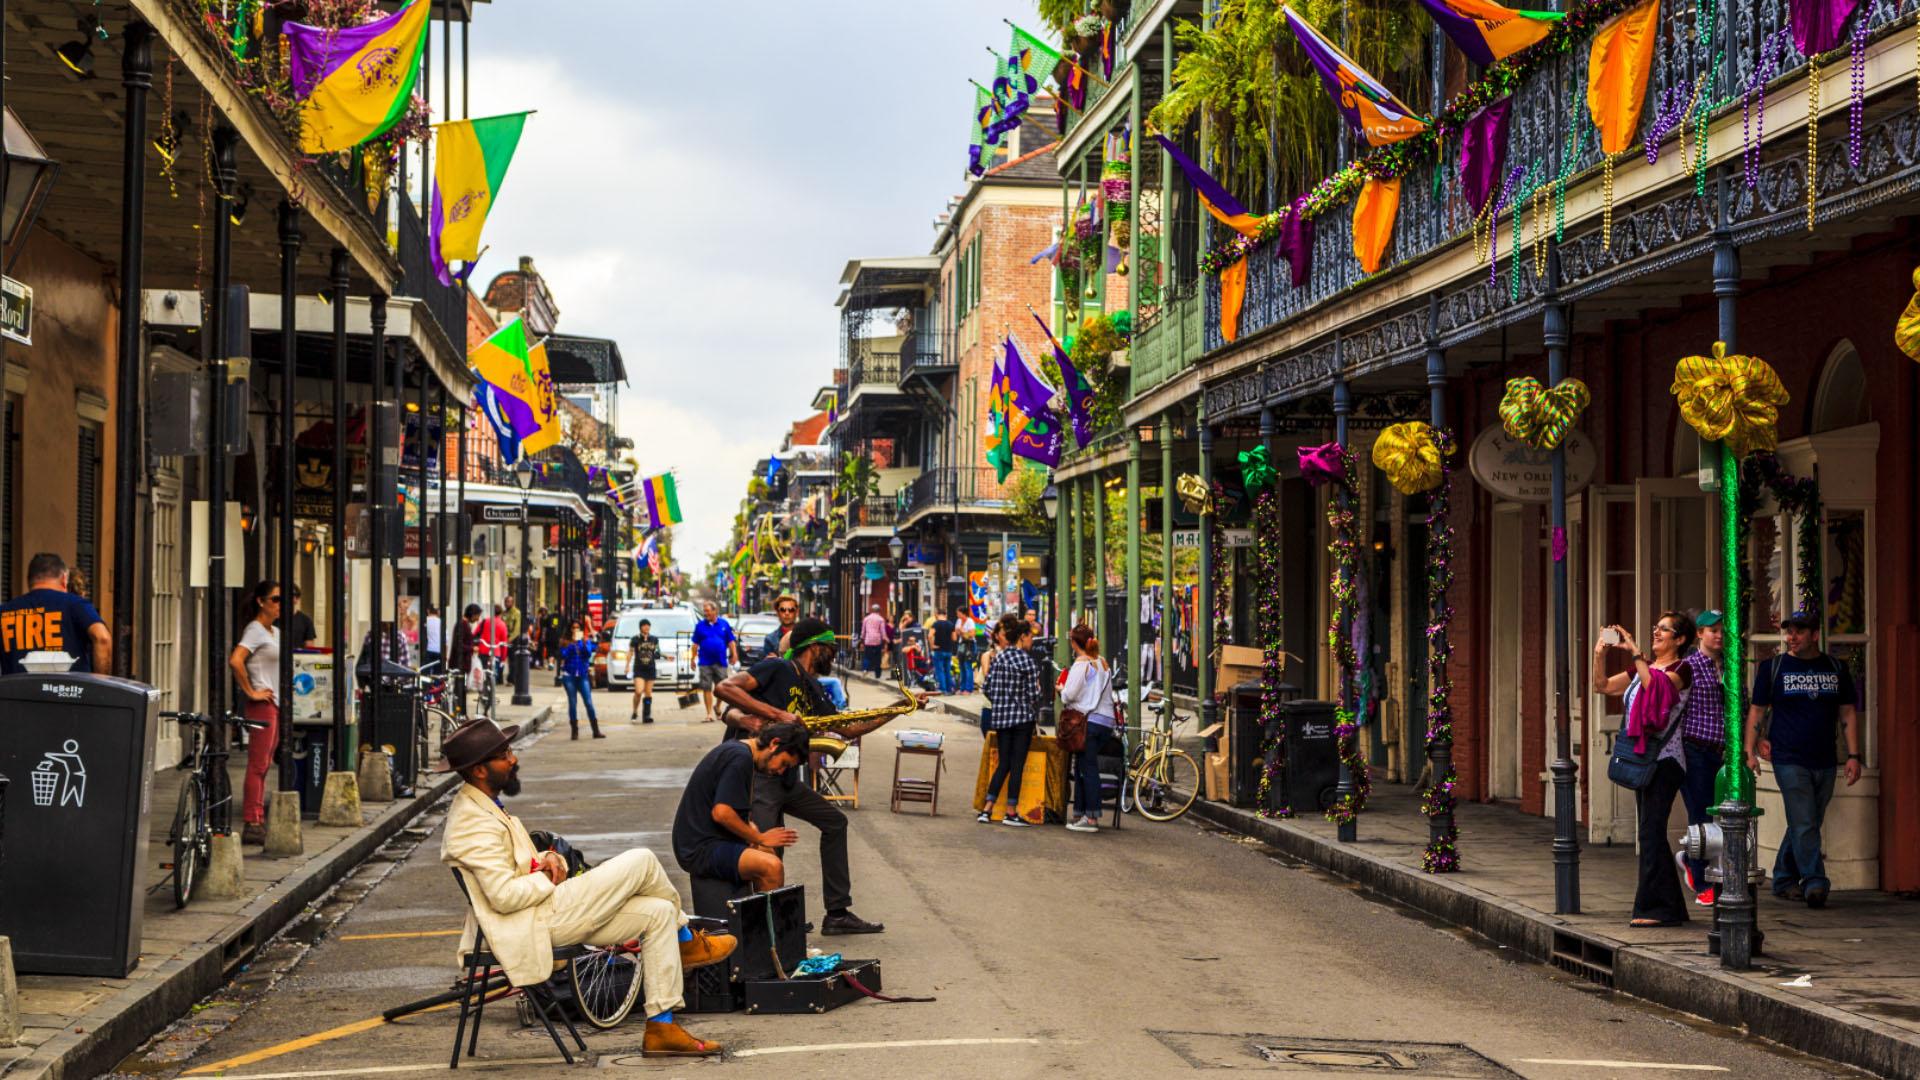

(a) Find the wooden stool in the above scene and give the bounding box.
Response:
[891,745,944,815]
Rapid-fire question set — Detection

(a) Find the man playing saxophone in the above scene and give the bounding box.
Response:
[714,617,923,936]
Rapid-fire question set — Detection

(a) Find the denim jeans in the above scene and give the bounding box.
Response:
[1679,741,1724,894]
[931,649,955,694]
[1073,723,1119,818]
[1772,763,1837,894]
[561,673,598,730]
[957,650,976,692]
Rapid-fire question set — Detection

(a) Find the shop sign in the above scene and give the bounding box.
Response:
[479,503,525,523]
[292,446,335,519]
[1468,425,1597,503]
[1,277,32,345]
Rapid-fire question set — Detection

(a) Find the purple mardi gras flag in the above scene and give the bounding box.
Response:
[1282,7,1429,148]
[1003,337,1062,467]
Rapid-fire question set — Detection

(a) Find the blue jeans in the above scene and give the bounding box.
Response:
[1679,741,1723,894]
[561,673,598,730]
[1772,763,1836,894]
[1073,723,1119,818]
[957,650,976,692]
[931,649,955,694]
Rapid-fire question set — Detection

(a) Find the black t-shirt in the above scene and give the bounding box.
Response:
[672,741,754,870]
[931,618,956,650]
[276,610,317,648]
[1752,652,1857,770]
[628,634,659,669]
[0,588,105,675]
[727,656,837,788]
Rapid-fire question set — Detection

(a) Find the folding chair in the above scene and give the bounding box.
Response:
[813,737,861,808]
[448,869,589,1068]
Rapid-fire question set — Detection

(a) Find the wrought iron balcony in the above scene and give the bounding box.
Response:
[843,497,900,532]
[900,466,1009,521]
[1129,280,1203,399]
[898,330,959,385]
[396,191,466,352]
[1059,12,1133,142]
[846,346,902,396]
[1193,0,1912,392]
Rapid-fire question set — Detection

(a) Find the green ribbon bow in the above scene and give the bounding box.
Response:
[1239,444,1278,496]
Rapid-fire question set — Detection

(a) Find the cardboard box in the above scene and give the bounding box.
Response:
[1216,644,1266,692]
[1204,752,1230,802]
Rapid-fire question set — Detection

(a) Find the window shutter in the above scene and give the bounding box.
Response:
[76,424,101,591]
[1,397,14,599]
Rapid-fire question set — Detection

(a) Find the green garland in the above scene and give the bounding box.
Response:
[1324,448,1369,826]
[1252,481,1290,818]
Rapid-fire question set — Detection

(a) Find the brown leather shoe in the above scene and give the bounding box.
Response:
[641,1020,721,1057]
[679,929,736,971]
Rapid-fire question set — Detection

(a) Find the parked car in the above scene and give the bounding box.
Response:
[736,615,783,665]
[606,607,699,691]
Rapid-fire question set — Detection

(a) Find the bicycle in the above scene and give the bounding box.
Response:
[159,709,265,909]
[409,662,460,778]
[468,651,499,721]
[1121,682,1200,822]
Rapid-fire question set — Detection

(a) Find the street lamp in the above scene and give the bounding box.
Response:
[510,459,534,706]
[1041,482,1060,521]
[4,107,61,274]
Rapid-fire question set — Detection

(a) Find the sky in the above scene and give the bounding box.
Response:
[457,0,1022,570]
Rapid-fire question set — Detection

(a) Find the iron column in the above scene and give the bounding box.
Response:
[1332,376,1358,842]
[328,249,353,770]
[110,21,154,679]
[277,201,301,792]
[1426,303,1459,863]
[1125,433,1142,734]
[1159,416,1174,697]
[205,126,237,832]
[367,295,388,752]
[1544,245,1581,914]
[1197,403,1215,736]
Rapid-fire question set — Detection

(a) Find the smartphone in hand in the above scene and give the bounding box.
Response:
[1599,627,1623,648]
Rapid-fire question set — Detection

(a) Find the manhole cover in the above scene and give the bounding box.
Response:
[1149,1031,1520,1076]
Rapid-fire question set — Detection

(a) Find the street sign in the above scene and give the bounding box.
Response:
[1,276,32,345]
[1223,528,1255,548]
[1173,529,1202,549]
[480,504,526,523]
[895,567,927,581]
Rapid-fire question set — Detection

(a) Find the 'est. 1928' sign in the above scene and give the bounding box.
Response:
[1468,425,1597,503]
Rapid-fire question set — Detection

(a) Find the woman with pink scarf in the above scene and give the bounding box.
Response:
[1591,611,1696,927]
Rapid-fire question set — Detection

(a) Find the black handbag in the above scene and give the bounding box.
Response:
[1607,679,1684,790]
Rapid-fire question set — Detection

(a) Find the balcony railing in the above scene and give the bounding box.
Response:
[898,330,958,384]
[899,466,1009,519]
[397,192,467,350]
[847,346,902,395]
[1061,12,1133,142]
[1196,0,1911,371]
[1129,281,1203,399]
[844,497,900,531]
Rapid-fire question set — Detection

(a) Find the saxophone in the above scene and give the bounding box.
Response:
[802,677,919,733]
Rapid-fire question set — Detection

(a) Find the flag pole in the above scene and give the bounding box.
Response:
[999,18,1110,86]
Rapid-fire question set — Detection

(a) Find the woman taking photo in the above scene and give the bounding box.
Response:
[228,581,283,846]
[558,618,604,740]
[1592,611,1696,927]
[1061,625,1120,833]
[979,614,1041,827]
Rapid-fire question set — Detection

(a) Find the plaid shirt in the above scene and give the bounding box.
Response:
[982,647,1041,729]
[1679,648,1725,746]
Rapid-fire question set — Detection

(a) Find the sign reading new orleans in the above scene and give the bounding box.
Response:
[1468,425,1596,503]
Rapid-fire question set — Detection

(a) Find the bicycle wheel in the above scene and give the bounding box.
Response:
[170,779,205,909]
[567,947,641,1029]
[1132,750,1201,822]
[479,675,496,720]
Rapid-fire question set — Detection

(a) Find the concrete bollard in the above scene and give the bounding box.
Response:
[317,771,363,827]
[357,749,394,803]
[264,790,305,856]
[0,936,22,1047]
[200,831,247,899]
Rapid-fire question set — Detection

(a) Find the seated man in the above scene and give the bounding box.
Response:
[438,719,731,1058]
[671,722,809,894]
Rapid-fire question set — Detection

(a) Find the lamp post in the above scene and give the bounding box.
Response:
[511,459,534,706]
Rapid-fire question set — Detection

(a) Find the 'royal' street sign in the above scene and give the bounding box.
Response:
[1,277,32,346]
[1468,425,1597,503]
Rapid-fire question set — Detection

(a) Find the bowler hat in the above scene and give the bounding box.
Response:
[435,718,521,774]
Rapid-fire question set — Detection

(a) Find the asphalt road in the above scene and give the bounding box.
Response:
[108,681,1863,1079]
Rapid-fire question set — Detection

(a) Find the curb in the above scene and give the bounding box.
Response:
[1184,796,1920,1080]
[14,705,553,1080]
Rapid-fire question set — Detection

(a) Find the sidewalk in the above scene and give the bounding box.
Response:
[1,691,560,1080]
[894,675,1920,1080]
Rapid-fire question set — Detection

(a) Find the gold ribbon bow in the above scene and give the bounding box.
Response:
[1176,473,1213,516]
[1497,376,1591,450]
[1896,267,1920,362]
[1670,342,1790,459]
[1372,422,1444,495]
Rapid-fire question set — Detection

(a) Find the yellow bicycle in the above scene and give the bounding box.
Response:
[1124,684,1200,822]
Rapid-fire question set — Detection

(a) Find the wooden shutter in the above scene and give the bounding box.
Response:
[76,423,102,591]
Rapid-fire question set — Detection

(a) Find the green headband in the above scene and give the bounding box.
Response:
[783,630,838,660]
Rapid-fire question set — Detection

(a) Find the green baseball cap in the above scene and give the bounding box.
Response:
[1696,609,1723,628]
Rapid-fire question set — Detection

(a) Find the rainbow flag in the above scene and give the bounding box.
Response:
[468,317,537,462]
[284,0,431,154]
[1282,7,1429,148]
[429,112,529,285]
[640,473,683,530]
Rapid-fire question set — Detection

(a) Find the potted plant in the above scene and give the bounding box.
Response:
[1071,12,1107,55]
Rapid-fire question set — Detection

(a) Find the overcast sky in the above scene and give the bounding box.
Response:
[459,1,1020,570]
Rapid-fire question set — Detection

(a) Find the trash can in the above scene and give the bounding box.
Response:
[1226,682,1265,808]
[289,725,332,815]
[0,673,160,976]
[362,680,420,787]
[1279,699,1341,813]
[1030,638,1057,707]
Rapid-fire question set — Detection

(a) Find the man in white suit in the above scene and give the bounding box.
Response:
[438,719,732,1058]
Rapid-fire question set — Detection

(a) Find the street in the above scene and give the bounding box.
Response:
[108,681,1855,1080]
